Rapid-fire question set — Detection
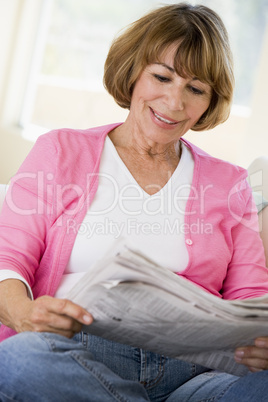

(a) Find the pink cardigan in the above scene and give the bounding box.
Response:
[1,123,268,341]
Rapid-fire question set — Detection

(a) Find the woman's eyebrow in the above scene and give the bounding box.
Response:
[153,64,208,86]
[154,62,175,73]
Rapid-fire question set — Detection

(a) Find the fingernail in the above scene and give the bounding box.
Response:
[255,340,266,347]
[234,350,244,362]
[83,315,92,324]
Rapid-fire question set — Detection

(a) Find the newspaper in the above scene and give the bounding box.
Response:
[66,240,268,377]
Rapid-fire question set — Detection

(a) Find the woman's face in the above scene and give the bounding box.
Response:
[128,45,212,147]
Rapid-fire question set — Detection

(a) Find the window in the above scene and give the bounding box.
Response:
[21,0,268,140]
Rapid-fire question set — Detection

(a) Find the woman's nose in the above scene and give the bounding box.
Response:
[167,85,185,111]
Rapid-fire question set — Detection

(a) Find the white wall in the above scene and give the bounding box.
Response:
[0,0,42,183]
[237,22,268,168]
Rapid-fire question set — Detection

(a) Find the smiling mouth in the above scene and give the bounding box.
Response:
[150,108,179,125]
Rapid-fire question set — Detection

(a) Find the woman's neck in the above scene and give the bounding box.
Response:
[109,122,181,164]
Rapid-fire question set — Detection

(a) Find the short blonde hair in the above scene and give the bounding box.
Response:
[104,3,234,131]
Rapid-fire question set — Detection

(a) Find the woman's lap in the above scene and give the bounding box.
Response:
[0,331,150,401]
[167,369,268,402]
[0,331,267,402]
[81,332,208,401]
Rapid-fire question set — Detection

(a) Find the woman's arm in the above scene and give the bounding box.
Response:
[258,205,268,266]
[233,204,268,372]
[0,279,93,338]
[222,182,268,299]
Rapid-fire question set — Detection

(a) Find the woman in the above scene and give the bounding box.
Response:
[0,3,268,401]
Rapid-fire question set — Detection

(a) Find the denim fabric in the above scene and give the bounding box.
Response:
[0,331,267,401]
[81,332,208,401]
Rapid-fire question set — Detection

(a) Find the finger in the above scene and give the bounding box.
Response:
[235,346,268,361]
[24,297,92,335]
[240,357,268,371]
[24,307,77,333]
[44,311,83,333]
[36,297,93,325]
[53,298,93,325]
[255,337,268,348]
[235,348,268,371]
[37,324,81,339]
[47,322,83,338]
[34,314,83,338]
[248,366,265,373]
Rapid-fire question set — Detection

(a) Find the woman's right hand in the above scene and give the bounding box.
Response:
[0,279,93,338]
[14,295,93,338]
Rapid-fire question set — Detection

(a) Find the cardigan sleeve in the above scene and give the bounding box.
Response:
[222,179,268,299]
[0,133,58,289]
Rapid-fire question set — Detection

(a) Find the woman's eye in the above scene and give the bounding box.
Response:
[154,74,171,83]
[189,86,204,95]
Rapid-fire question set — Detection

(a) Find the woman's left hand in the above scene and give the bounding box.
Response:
[235,337,268,372]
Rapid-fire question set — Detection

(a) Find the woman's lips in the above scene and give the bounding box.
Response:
[150,108,180,125]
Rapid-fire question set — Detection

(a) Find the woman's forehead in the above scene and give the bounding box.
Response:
[150,44,212,84]
[157,42,180,63]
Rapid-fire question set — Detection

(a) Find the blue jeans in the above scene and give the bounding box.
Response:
[0,331,268,401]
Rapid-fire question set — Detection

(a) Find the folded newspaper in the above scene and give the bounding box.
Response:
[66,240,268,377]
